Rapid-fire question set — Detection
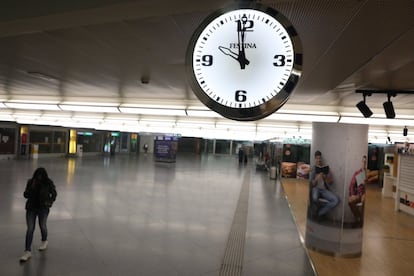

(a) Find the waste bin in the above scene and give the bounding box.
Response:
[32,144,39,159]
[77,144,83,157]
[270,166,277,179]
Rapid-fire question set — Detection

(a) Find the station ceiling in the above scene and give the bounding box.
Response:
[1,0,414,142]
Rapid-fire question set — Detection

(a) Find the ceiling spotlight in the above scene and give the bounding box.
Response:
[356,92,373,118]
[383,92,396,119]
[403,126,408,136]
[356,89,414,119]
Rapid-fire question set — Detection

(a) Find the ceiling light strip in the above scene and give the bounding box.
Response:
[59,104,119,113]
[5,102,61,111]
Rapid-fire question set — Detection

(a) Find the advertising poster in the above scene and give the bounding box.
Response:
[154,136,178,162]
[281,143,310,179]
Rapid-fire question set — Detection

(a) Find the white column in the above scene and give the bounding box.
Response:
[305,122,368,256]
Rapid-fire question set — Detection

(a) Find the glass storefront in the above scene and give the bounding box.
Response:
[215,139,231,154]
[77,131,103,152]
[30,128,66,153]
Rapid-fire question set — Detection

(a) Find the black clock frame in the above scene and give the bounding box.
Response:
[185,2,303,121]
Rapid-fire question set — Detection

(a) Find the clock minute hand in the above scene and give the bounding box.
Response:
[237,15,250,69]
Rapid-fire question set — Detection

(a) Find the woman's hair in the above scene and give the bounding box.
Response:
[32,167,49,181]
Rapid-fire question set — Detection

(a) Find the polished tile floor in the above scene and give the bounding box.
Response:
[0,154,315,276]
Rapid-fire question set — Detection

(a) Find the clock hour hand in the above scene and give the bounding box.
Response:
[218,46,239,61]
[218,46,250,66]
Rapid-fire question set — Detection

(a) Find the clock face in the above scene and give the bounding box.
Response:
[186,3,302,121]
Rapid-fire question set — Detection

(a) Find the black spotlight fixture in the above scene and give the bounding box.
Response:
[403,126,408,136]
[356,89,414,119]
[383,92,396,119]
[356,92,373,118]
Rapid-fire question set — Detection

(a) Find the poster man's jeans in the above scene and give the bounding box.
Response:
[312,188,340,217]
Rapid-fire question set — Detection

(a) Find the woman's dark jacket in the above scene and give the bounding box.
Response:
[24,178,57,210]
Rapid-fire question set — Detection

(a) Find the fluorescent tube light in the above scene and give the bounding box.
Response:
[176,120,215,128]
[71,117,103,124]
[277,109,338,116]
[138,120,176,127]
[119,107,185,116]
[339,116,414,126]
[59,105,120,113]
[104,115,138,121]
[215,123,256,132]
[5,102,60,111]
[0,114,14,121]
[265,113,339,122]
[185,109,222,118]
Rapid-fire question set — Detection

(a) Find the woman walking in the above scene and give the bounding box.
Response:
[20,167,57,262]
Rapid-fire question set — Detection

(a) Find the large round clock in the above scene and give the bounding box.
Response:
[186,3,303,121]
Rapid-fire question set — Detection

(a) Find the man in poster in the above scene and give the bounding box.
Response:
[348,155,367,228]
[310,150,340,221]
